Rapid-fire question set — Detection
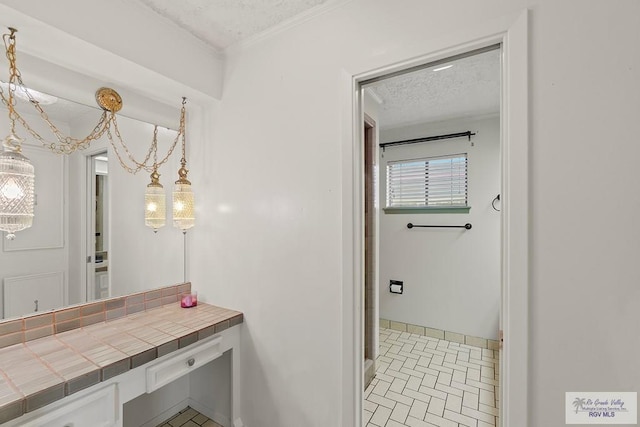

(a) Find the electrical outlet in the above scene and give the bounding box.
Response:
[389,280,403,294]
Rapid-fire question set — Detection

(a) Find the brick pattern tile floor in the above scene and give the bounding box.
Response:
[157,406,223,427]
[364,328,500,427]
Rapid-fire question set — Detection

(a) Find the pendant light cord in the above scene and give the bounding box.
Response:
[183,231,187,283]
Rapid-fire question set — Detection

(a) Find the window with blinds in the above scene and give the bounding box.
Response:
[386,154,468,208]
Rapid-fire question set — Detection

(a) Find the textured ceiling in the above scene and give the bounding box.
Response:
[366,49,501,129]
[134,0,333,50]
[2,11,498,131]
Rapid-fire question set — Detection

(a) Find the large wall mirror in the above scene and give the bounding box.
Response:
[0,62,187,320]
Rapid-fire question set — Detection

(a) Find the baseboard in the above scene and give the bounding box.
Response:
[379,318,500,350]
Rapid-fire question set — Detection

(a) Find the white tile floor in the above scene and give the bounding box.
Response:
[157,406,222,427]
[364,328,500,427]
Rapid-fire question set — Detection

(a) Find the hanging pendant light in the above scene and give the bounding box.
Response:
[0,133,34,240]
[145,168,166,232]
[0,28,34,240]
[172,98,195,232]
[172,165,194,232]
[143,126,166,232]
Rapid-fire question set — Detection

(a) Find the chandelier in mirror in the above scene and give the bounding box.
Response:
[0,27,195,239]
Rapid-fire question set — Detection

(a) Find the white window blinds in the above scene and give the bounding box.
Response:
[386,154,468,208]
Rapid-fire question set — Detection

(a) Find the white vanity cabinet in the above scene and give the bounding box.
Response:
[3,326,241,427]
[17,384,117,427]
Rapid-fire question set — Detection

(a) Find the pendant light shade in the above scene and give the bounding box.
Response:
[172,166,194,232]
[144,170,165,232]
[0,135,35,240]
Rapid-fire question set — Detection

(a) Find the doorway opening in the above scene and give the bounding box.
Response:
[361,45,502,427]
[87,152,109,301]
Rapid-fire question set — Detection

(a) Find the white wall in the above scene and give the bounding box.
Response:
[195,1,640,426]
[196,3,524,425]
[379,116,500,339]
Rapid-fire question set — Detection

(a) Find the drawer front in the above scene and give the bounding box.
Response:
[146,336,223,393]
[21,384,117,427]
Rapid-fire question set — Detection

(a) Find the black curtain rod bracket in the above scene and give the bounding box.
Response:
[380,131,476,151]
[407,223,472,230]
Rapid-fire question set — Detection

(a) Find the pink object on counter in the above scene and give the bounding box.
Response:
[181,292,198,308]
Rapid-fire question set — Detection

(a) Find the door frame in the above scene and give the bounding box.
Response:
[79,146,109,304]
[87,153,98,302]
[341,10,529,427]
[362,112,379,382]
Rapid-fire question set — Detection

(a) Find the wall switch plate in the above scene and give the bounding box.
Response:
[389,280,403,294]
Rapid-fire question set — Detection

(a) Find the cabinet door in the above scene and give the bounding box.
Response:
[3,272,65,317]
[20,384,117,427]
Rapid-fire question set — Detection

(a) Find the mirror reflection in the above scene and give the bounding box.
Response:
[0,88,186,320]
[92,152,109,300]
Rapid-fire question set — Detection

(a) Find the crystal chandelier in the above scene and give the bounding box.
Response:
[0,27,195,238]
[0,134,34,240]
[0,29,35,240]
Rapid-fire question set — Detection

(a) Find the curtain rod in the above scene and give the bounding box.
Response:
[380,131,475,151]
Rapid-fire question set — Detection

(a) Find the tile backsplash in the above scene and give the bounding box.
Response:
[0,283,191,350]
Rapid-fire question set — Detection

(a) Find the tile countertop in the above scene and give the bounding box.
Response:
[0,303,243,424]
